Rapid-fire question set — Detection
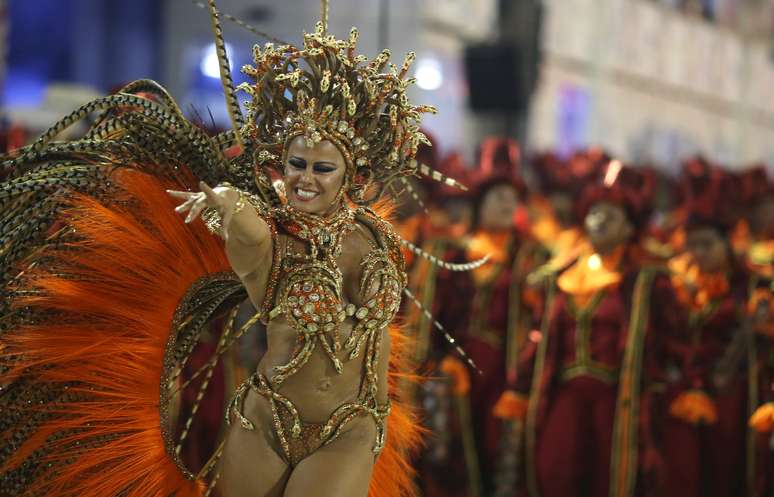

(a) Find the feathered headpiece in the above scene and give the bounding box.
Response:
[577,160,656,230]
[197,0,469,206]
[200,10,463,207]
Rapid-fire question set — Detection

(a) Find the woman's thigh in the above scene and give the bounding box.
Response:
[283,416,378,497]
[218,393,291,497]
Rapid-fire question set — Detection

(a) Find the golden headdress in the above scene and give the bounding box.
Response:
[200,0,465,206]
[238,23,435,203]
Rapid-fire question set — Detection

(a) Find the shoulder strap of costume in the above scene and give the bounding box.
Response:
[525,272,557,497]
[609,267,657,497]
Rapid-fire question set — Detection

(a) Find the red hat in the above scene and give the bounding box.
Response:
[470,136,527,198]
[683,167,742,233]
[577,160,656,230]
[531,147,610,196]
[674,156,715,206]
[568,147,608,189]
[739,165,774,206]
[531,151,572,195]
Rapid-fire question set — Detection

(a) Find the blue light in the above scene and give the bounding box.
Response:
[200,43,234,79]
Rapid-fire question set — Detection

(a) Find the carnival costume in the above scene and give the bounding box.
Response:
[661,167,749,497]
[0,2,483,496]
[738,167,774,497]
[509,163,686,497]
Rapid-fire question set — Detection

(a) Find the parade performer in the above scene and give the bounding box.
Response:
[0,2,480,496]
[427,138,547,497]
[663,168,748,497]
[527,150,594,269]
[405,151,475,497]
[507,161,685,497]
[739,168,774,497]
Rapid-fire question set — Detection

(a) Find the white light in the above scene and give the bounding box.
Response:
[603,160,623,187]
[201,43,234,79]
[414,57,443,91]
[587,253,602,271]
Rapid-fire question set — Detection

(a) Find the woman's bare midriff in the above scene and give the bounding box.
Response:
[256,315,371,421]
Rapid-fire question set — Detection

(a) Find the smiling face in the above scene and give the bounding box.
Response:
[584,201,633,254]
[283,136,348,215]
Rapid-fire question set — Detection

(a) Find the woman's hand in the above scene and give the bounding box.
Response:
[167,181,239,238]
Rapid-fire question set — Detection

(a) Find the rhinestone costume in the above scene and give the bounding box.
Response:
[227,202,406,464]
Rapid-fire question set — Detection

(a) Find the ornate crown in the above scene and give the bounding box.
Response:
[237,22,437,204]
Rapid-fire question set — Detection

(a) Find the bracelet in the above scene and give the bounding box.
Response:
[232,189,247,215]
[202,187,264,236]
[202,207,223,235]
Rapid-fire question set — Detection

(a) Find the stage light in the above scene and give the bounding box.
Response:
[414,57,443,91]
[201,43,234,79]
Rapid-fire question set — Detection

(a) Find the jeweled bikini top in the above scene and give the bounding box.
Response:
[260,203,406,389]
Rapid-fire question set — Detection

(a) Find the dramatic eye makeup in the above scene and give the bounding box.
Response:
[287,156,337,174]
[288,157,306,169]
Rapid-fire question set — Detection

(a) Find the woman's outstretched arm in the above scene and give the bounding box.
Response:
[167,181,274,309]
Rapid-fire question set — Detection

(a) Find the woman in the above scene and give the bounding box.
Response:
[0,4,468,497]
[428,138,547,497]
[507,161,685,497]
[663,168,748,497]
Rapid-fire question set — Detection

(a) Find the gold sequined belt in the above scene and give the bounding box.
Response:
[226,373,391,466]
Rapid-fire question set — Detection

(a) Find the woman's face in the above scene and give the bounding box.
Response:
[584,201,633,253]
[686,226,729,273]
[283,136,347,214]
[479,183,518,231]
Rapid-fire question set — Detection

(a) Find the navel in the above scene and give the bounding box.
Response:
[316,377,333,392]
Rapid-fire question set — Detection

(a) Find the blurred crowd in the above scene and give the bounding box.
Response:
[396,135,774,497]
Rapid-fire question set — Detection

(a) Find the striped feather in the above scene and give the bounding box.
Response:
[402,287,481,375]
[399,238,490,271]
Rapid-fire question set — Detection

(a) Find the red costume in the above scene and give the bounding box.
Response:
[662,167,749,497]
[407,151,476,497]
[426,138,548,496]
[511,163,685,497]
[740,168,774,497]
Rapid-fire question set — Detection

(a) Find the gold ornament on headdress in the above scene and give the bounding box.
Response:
[237,21,441,204]
[202,0,467,205]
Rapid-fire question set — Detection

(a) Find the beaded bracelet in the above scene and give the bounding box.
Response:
[202,185,261,235]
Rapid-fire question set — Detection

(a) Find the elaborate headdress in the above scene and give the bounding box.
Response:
[201,0,463,206]
[247,25,437,201]
[577,160,656,230]
[470,136,526,199]
[677,160,741,233]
